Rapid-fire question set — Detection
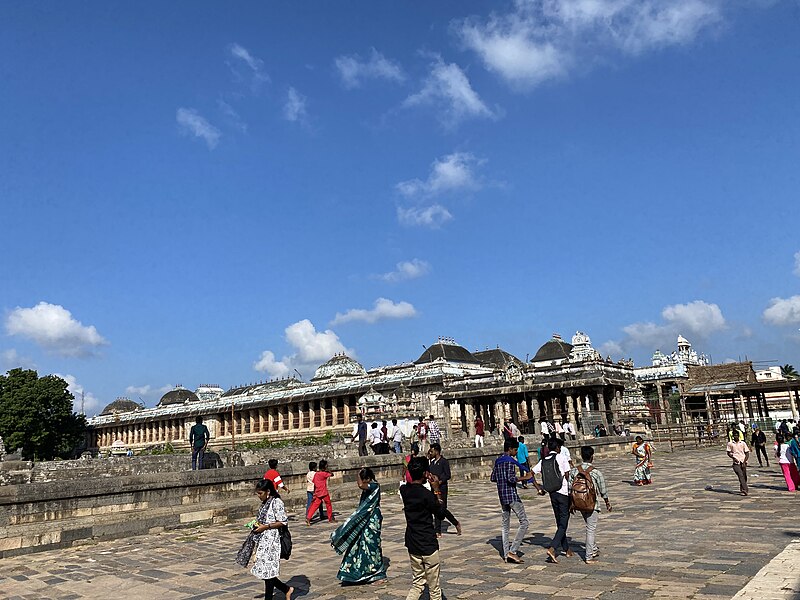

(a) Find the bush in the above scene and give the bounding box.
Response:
[239,430,334,450]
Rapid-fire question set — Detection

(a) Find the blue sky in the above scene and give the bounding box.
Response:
[2,1,799,414]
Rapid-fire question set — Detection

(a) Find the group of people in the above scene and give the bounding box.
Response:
[351,414,441,457]
[726,421,800,495]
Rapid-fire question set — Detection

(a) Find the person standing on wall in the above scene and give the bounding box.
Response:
[392,418,404,454]
[417,417,428,455]
[189,416,210,470]
[474,415,485,448]
[353,414,368,457]
[427,415,441,447]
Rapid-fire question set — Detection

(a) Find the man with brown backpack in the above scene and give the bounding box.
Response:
[568,445,612,564]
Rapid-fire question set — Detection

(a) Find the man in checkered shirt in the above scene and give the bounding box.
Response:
[427,415,441,446]
[490,437,532,564]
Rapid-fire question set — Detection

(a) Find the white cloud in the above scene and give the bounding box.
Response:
[403,56,494,128]
[176,108,221,149]
[0,348,36,372]
[396,153,483,198]
[381,259,432,282]
[6,302,107,357]
[56,373,101,415]
[763,295,800,326]
[332,298,418,326]
[793,251,800,277]
[456,0,724,88]
[397,205,453,228]
[283,87,308,122]
[605,299,726,354]
[598,340,624,358]
[335,48,406,89]
[228,43,270,90]
[253,319,351,379]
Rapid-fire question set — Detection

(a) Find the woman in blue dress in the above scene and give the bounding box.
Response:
[330,467,387,585]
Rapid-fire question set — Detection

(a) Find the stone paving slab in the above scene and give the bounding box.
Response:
[1,447,799,599]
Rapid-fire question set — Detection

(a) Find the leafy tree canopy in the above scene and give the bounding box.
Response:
[0,368,87,461]
[781,364,799,380]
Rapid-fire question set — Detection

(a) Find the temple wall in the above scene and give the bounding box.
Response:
[0,437,653,558]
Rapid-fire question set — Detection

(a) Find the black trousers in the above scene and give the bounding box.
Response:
[264,577,289,599]
[755,445,769,466]
[434,488,448,534]
[358,440,368,456]
[549,492,571,551]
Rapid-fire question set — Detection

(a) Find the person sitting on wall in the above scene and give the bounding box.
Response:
[189,416,210,470]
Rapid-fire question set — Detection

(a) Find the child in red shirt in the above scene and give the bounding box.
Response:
[306,459,336,525]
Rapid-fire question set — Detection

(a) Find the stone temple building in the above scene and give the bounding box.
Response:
[87,333,636,452]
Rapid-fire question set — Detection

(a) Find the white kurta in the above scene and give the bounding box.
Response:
[250,497,288,580]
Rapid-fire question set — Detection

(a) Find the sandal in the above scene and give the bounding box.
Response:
[546,548,559,563]
[506,553,524,564]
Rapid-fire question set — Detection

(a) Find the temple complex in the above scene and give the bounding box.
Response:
[87,332,637,452]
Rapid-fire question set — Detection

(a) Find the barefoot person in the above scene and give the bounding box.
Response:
[568,445,612,564]
[490,437,532,564]
[330,467,387,584]
[531,437,572,563]
[726,430,750,496]
[400,456,461,600]
[631,436,652,486]
[307,459,337,525]
[250,479,294,600]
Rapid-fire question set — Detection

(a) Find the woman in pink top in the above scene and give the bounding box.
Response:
[307,459,337,525]
[775,434,800,491]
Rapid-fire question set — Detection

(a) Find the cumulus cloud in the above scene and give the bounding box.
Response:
[331,298,418,326]
[176,108,221,149]
[0,348,36,372]
[397,205,453,229]
[6,302,107,357]
[381,259,432,282]
[228,42,270,90]
[396,153,484,198]
[602,300,726,357]
[283,87,308,122]
[455,0,725,88]
[403,56,494,128]
[253,319,351,379]
[335,48,406,88]
[56,373,101,415]
[763,295,800,326]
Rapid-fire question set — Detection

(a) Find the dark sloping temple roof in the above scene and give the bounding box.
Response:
[158,388,200,406]
[532,335,573,363]
[100,398,145,416]
[473,348,525,370]
[414,339,479,365]
[684,362,757,394]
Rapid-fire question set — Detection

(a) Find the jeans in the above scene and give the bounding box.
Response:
[191,447,204,470]
[755,445,769,466]
[732,462,748,494]
[475,434,484,448]
[549,492,571,551]
[580,510,599,559]
[394,441,402,454]
[501,500,529,556]
[405,551,441,600]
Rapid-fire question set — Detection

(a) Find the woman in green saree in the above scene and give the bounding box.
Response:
[330,467,387,585]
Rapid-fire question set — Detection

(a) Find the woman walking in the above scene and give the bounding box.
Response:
[775,434,800,491]
[632,436,652,485]
[330,467,388,585]
[251,479,294,600]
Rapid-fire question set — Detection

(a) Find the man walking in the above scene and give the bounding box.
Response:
[427,415,441,447]
[751,425,769,467]
[568,445,612,564]
[474,415,485,448]
[726,430,750,496]
[189,416,209,470]
[427,443,452,537]
[490,438,532,564]
[517,436,530,489]
[352,414,368,457]
[400,457,461,600]
[532,437,572,563]
[263,458,291,494]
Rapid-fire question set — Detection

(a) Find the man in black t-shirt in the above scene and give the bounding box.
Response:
[352,414,368,457]
[189,416,210,470]
[399,457,461,600]
[750,426,769,467]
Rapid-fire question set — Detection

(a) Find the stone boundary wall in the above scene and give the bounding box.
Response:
[0,437,700,558]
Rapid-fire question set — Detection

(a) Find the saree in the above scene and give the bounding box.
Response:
[330,482,387,584]
[633,442,652,483]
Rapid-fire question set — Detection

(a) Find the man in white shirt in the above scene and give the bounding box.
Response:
[540,418,551,439]
[509,420,521,438]
[532,437,573,563]
[726,430,750,496]
[391,418,403,453]
[368,422,383,455]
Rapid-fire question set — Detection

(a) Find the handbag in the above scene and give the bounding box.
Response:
[235,531,257,567]
[279,524,292,560]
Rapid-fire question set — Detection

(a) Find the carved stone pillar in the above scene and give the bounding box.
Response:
[465,401,476,437]
[596,387,608,428]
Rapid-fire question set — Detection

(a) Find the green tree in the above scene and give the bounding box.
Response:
[781,364,799,380]
[0,369,87,460]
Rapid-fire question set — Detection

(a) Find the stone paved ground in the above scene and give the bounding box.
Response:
[1,446,799,600]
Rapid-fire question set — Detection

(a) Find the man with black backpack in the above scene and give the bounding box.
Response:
[568,446,612,564]
[531,437,572,563]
